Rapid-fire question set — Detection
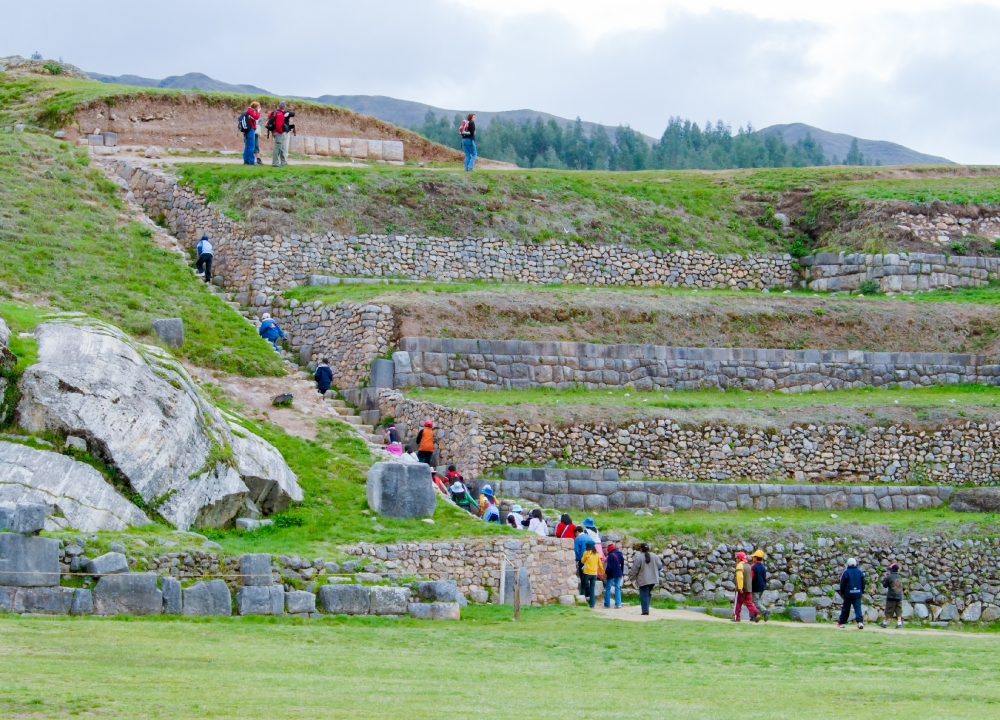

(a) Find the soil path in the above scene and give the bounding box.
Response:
[593,604,994,639]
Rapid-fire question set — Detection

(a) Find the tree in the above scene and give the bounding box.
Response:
[844,138,864,166]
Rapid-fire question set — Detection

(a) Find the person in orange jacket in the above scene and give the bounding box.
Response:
[733,551,761,623]
[415,419,434,465]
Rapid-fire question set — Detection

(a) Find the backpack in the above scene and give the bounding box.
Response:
[238,112,250,134]
[458,119,468,136]
[265,111,278,134]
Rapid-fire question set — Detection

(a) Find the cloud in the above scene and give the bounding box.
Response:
[3,0,999,161]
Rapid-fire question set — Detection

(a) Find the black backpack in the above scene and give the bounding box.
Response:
[238,112,250,134]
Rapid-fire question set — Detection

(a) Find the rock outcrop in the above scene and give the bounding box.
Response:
[16,318,301,529]
[0,442,150,532]
[0,316,14,425]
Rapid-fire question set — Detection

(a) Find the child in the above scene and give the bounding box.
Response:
[880,562,904,629]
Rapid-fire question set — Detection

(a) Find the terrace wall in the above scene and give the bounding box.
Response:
[801,251,1000,293]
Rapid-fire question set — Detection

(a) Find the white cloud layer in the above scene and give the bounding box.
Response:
[4,0,1000,162]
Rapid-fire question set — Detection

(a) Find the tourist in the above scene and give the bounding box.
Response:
[267,100,295,167]
[399,444,420,463]
[258,313,286,352]
[478,484,493,516]
[580,538,604,608]
[195,235,213,284]
[382,423,401,456]
[628,542,662,616]
[750,549,771,621]
[555,513,575,539]
[481,487,500,523]
[582,517,603,557]
[573,525,588,594]
[449,479,476,513]
[880,562,904,629]
[527,508,548,537]
[253,114,263,165]
[733,551,761,623]
[460,112,477,171]
[313,357,333,396]
[603,542,625,609]
[415,419,435,465]
[241,101,260,165]
[837,558,866,629]
[506,512,519,530]
[508,504,525,529]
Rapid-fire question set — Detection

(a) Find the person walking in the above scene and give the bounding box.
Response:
[880,562,904,629]
[603,542,625,609]
[628,543,662,616]
[267,101,295,167]
[580,539,604,608]
[555,514,575,540]
[750,549,771,621]
[415,419,434,465]
[195,235,213,284]
[257,313,286,352]
[241,101,260,165]
[573,525,588,595]
[837,558,866,629]
[733,552,761,623]
[313,357,333,396]
[459,113,477,171]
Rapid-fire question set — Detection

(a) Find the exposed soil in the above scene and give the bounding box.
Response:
[65,94,463,163]
[385,289,1000,355]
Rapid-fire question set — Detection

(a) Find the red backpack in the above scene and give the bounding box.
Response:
[458,119,468,136]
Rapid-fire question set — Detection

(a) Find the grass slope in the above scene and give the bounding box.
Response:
[0,131,283,376]
[3,609,1000,719]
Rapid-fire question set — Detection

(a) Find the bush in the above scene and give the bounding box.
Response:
[43,63,63,76]
[857,279,880,295]
[950,239,970,255]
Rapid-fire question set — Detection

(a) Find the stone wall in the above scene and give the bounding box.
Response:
[497,468,952,513]
[288,136,404,161]
[394,337,1000,392]
[376,390,486,472]
[892,210,1000,249]
[801,251,1000,293]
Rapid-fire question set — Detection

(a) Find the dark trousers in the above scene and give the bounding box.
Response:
[639,584,654,615]
[417,450,433,465]
[839,596,864,625]
[577,563,585,595]
[582,573,597,608]
[196,253,213,283]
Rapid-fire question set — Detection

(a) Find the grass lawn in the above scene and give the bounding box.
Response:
[3,607,1000,719]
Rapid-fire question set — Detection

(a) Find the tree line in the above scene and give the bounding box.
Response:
[413,112,881,170]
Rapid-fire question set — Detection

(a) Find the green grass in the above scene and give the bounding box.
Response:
[4,607,1000,718]
[0,131,284,376]
[408,383,1000,411]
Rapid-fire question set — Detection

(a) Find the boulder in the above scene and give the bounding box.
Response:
[0,443,150,532]
[11,586,75,614]
[151,318,184,348]
[318,584,370,615]
[0,502,46,535]
[85,552,128,576]
[962,602,983,622]
[950,488,1000,513]
[183,579,232,616]
[237,585,284,615]
[0,533,60,587]
[239,554,273,586]
[161,577,182,614]
[285,590,316,614]
[788,606,817,623]
[70,588,93,616]
[93,573,162,615]
[366,462,435,519]
[0,585,12,611]
[415,580,458,602]
[502,567,532,605]
[407,602,433,619]
[430,602,461,620]
[369,586,410,615]
[16,320,301,530]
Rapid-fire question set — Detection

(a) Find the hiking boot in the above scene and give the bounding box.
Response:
[752,614,761,623]
[880,620,888,629]
[763,610,771,622]
[255,158,263,165]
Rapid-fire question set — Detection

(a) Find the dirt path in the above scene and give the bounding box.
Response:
[593,605,994,639]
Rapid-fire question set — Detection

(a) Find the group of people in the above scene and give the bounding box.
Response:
[239,100,296,167]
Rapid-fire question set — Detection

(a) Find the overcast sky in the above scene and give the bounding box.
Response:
[6,0,1000,163]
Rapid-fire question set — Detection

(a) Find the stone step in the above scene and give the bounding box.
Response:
[367,434,384,444]
[358,425,374,435]
[342,415,363,425]
[226,302,240,309]
[335,407,354,417]
[325,399,346,408]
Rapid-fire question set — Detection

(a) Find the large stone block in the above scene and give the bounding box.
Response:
[239,553,273,586]
[370,359,395,389]
[951,487,1000,513]
[366,462,436,519]
[162,576,182,614]
[237,585,284,616]
[183,579,232,616]
[383,141,404,162]
[285,590,317,614]
[430,602,461,620]
[85,552,128,576]
[415,580,457,602]
[502,567,531,605]
[70,588,93,616]
[151,318,184,348]
[12,586,75,614]
[369,586,410,615]
[318,584,370,615]
[8,502,47,534]
[93,573,163,615]
[788,606,817,623]
[0,533,60,587]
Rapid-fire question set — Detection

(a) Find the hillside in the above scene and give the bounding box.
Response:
[758,122,954,166]
[88,71,272,96]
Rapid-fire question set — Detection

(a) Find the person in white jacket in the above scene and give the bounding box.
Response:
[527,508,548,537]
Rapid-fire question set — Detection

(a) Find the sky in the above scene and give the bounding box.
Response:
[5,0,1000,163]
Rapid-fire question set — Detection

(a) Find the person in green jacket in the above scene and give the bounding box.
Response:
[880,562,904,629]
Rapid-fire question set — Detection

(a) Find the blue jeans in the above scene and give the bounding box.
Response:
[243,130,255,164]
[603,576,622,607]
[462,138,477,171]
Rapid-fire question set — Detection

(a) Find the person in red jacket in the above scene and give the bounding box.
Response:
[555,514,576,539]
[242,102,260,165]
[267,101,295,167]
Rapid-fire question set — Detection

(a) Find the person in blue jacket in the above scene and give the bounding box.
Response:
[837,557,866,629]
[258,313,286,352]
[313,357,333,396]
[195,235,213,284]
[573,525,589,595]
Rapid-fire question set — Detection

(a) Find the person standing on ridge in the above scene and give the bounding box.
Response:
[240,101,260,165]
[313,357,333,396]
[881,562,904,629]
[459,113,477,171]
[195,235,213,284]
[733,551,761,623]
[415,419,435,465]
[837,558,866,629]
[267,101,295,167]
[628,543,662,616]
[750,549,771,621]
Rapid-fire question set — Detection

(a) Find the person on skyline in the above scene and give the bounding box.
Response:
[460,113,477,171]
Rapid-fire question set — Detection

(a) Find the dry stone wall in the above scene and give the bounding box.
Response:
[497,468,951,513]
[376,390,486,471]
[394,337,1000,392]
[892,210,1000,248]
[802,251,1000,293]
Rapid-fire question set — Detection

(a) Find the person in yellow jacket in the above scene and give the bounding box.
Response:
[733,551,761,623]
[580,539,605,608]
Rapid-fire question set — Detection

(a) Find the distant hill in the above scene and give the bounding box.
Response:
[88,71,272,96]
[757,123,953,166]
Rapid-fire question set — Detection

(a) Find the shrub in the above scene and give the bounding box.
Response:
[43,63,63,76]
[949,239,969,255]
[857,279,880,295]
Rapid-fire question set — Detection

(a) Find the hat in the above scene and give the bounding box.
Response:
[450,482,464,493]
[847,557,858,567]
[261,313,271,320]
[424,419,433,427]
[751,549,765,560]
[482,487,494,497]
[583,517,596,528]
[607,543,616,551]
[201,234,208,240]
[889,562,899,572]
[512,504,523,513]
[736,551,747,561]
[584,537,596,546]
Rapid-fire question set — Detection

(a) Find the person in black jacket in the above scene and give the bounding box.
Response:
[460,113,477,171]
[603,543,625,609]
[313,357,333,396]
[750,549,771,621]
[837,558,866,629]
[880,562,904,629]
